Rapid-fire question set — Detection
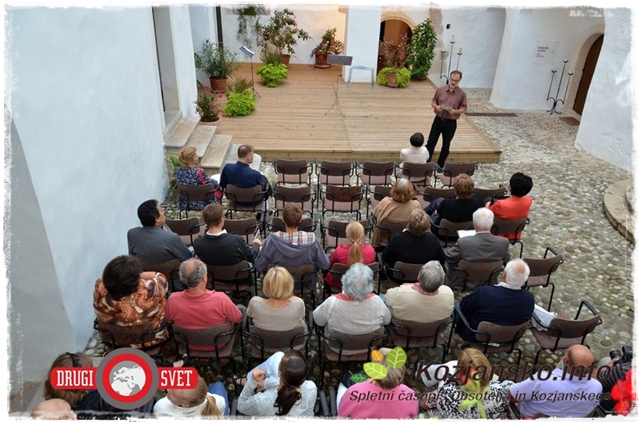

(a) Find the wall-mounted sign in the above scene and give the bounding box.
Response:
[534,41,558,64]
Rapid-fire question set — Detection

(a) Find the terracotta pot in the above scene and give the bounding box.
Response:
[199,116,220,125]
[209,77,227,93]
[386,72,399,88]
[314,53,331,69]
[280,54,291,67]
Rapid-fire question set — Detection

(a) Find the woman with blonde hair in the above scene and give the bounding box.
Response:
[174,145,220,210]
[371,178,420,248]
[417,348,509,419]
[154,376,226,418]
[324,221,376,288]
[247,266,306,332]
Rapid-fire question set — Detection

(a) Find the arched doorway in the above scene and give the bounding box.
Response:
[573,35,603,115]
[377,19,412,71]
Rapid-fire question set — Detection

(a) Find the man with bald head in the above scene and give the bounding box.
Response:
[455,258,534,341]
[165,259,242,349]
[509,345,603,418]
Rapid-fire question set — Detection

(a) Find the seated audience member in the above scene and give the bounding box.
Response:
[385,261,453,323]
[418,348,509,419]
[165,259,243,350]
[426,173,481,235]
[371,178,421,249]
[324,221,376,289]
[93,255,169,348]
[337,347,419,419]
[247,266,307,331]
[219,144,270,206]
[381,209,446,283]
[313,263,390,354]
[255,204,329,289]
[44,351,154,419]
[486,172,533,238]
[237,350,317,417]
[127,199,192,264]
[444,207,510,288]
[509,345,603,418]
[32,399,77,420]
[174,145,219,210]
[455,258,534,342]
[193,203,261,286]
[154,376,227,418]
[400,132,429,167]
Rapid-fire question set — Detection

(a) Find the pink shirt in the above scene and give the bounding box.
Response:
[338,382,419,419]
[325,243,376,287]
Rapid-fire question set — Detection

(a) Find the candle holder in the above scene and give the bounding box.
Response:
[546,59,574,114]
[439,40,461,84]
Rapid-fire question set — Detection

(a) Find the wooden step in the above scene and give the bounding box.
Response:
[164,115,200,153]
[201,134,233,175]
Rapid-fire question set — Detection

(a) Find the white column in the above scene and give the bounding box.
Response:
[344,6,382,83]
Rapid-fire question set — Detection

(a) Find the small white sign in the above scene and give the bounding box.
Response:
[534,41,558,64]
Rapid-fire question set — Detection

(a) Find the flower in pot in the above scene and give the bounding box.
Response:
[377,34,411,88]
[195,39,241,92]
[258,8,310,65]
[256,47,288,87]
[310,28,343,68]
[194,91,221,123]
[406,19,438,80]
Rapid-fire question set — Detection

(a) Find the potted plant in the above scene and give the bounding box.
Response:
[195,39,241,93]
[223,78,256,116]
[194,91,221,124]
[310,28,344,68]
[258,8,310,66]
[406,19,438,80]
[377,34,411,88]
[236,4,262,49]
[256,47,288,87]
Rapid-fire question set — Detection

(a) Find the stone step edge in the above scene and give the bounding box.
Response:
[603,179,634,244]
[201,134,233,175]
[164,115,200,149]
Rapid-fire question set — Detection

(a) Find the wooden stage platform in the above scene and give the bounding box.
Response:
[215,63,501,163]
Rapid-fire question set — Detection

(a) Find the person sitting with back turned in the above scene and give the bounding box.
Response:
[370,178,421,249]
[486,172,533,238]
[219,144,270,205]
[254,204,329,289]
[193,203,261,286]
[174,146,220,210]
[399,132,429,168]
[454,258,534,342]
[385,260,454,324]
[444,207,510,288]
[426,173,481,236]
[324,221,376,289]
[127,199,192,264]
[165,259,243,350]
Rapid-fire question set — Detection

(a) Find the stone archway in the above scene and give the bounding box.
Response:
[379,12,414,71]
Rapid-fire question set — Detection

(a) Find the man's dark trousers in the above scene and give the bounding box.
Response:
[426,116,457,168]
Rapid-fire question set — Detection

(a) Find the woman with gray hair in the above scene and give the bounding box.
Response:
[381,209,446,283]
[313,263,390,353]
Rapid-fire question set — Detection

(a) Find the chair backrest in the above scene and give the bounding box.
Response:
[473,186,508,203]
[437,219,473,238]
[324,327,385,356]
[457,259,504,285]
[491,217,529,241]
[546,314,602,340]
[328,263,350,286]
[401,162,435,187]
[523,252,564,288]
[274,159,310,185]
[390,316,452,339]
[269,216,315,233]
[138,259,181,281]
[439,162,476,179]
[173,324,235,350]
[318,161,354,186]
[177,184,216,203]
[375,219,407,244]
[359,161,395,186]
[369,185,392,209]
[390,261,423,282]
[248,323,309,353]
[273,184,313,213]
[165,217,201,237]
[421,187,456,203]
[476,320,530,344]
[280,263,317,284]
[224,217,259,244]
[96,320,165,349]
[225,184,265,204]
[207,261,252,289]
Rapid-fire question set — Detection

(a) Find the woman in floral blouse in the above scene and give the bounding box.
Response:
[174,146,219,210]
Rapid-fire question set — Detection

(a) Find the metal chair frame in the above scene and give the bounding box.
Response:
[523,246,564,311]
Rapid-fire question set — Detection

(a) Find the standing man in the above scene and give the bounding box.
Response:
[426,70,467,169]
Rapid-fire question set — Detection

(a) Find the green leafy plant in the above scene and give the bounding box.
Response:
[377,66,411,88]
[195,39,241,79]
[194,91,221,122]
[260,45,284,65]
[406,19,438,79]
[226,78,253,96]
[259,8,310,56]
[223,91,256,116]
[169,155,181,168]
[256,63,289,87]
[236,4,262,49]
[310,28,343,57]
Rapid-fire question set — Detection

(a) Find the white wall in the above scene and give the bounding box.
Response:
[5,6,167,385]
[575,8,633,173]
[168,5,199,117]
[490,7,603,109]
[190,5,217,86]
